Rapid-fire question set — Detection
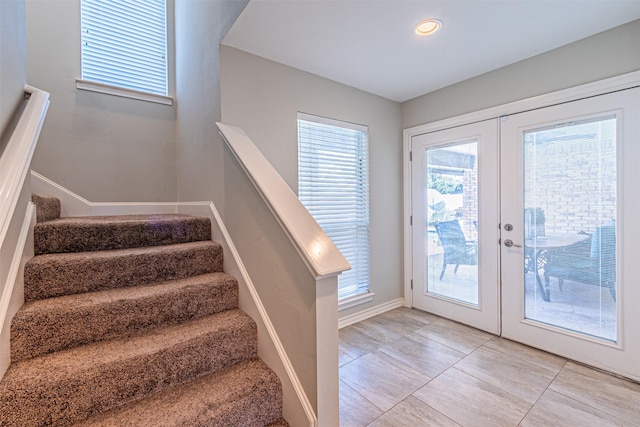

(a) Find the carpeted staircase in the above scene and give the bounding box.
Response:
[0,195,287,426]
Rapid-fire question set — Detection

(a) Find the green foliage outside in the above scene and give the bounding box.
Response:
[427,173,463,195]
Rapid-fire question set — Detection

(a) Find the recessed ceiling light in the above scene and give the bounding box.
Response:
[415,19,442,36]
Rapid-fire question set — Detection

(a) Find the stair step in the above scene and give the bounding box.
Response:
[31,194,60,223]
[24,241,223,301]
[0,309,257,426]
[11,272,238,361]
[34,214,212,255]
[74,358,283,427]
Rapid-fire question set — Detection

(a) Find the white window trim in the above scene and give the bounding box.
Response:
[78,0,175,104]
[338,292,375,311]
[75,79,174,105]
[298,112,367,134]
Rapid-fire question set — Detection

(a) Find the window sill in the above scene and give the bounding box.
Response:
[338,292,375,311]
[76,79,174,106]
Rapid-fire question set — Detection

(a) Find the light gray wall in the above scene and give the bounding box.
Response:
[402,19,640,128]
[174,0,248,211]
[220,46,404,319]
[26,0,177,202]
[0,0,27,143]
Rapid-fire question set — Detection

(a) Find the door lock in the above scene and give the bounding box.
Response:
[504,223,513,231]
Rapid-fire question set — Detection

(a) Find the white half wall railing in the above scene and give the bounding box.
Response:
[0,85,50,379]
[218,123,350,427]
[217,123,350,279]
[0,86,49,247]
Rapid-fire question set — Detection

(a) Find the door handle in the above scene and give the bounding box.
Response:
[503,239,522,248]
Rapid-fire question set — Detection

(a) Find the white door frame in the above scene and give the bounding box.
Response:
[403,70,640,308]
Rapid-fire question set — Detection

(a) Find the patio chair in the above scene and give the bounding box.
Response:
[434,220,478,280]
[543,222,616,301]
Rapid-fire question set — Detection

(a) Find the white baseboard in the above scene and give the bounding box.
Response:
[338,298,406,329]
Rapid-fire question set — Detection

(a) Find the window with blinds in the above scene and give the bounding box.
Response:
[80,0,168,96]
[297,113,370,299]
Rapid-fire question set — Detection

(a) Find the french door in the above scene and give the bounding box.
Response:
[410,119,500,334]
[410,85,640,380]
[501,87,640,381]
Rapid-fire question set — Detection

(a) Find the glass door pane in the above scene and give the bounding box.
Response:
[425,141,479,305]
[411,119,499,334]
[523,116,617,341]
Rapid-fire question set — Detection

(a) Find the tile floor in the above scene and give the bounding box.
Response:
[339,307,640,426]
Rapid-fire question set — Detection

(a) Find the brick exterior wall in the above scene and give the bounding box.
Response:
[524,136,616,234]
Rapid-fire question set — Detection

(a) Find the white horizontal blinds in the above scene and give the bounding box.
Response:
[298,113,370,299]
[81,0,168,96]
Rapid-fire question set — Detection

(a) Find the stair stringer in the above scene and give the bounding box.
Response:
[30,170,315,427]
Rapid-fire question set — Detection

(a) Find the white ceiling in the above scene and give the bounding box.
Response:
[223,0,640,102]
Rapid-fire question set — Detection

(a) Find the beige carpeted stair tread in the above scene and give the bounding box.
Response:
[24,240,223,300]
[11,272,239,361]
[74,358,284,427]
[0,309,257,426]
[34,214,211,255]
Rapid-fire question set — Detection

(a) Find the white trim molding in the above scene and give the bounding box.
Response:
[404,70,640,138]
[76,79,174,106]
[338,298,405,329]
[402,131,413,309]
